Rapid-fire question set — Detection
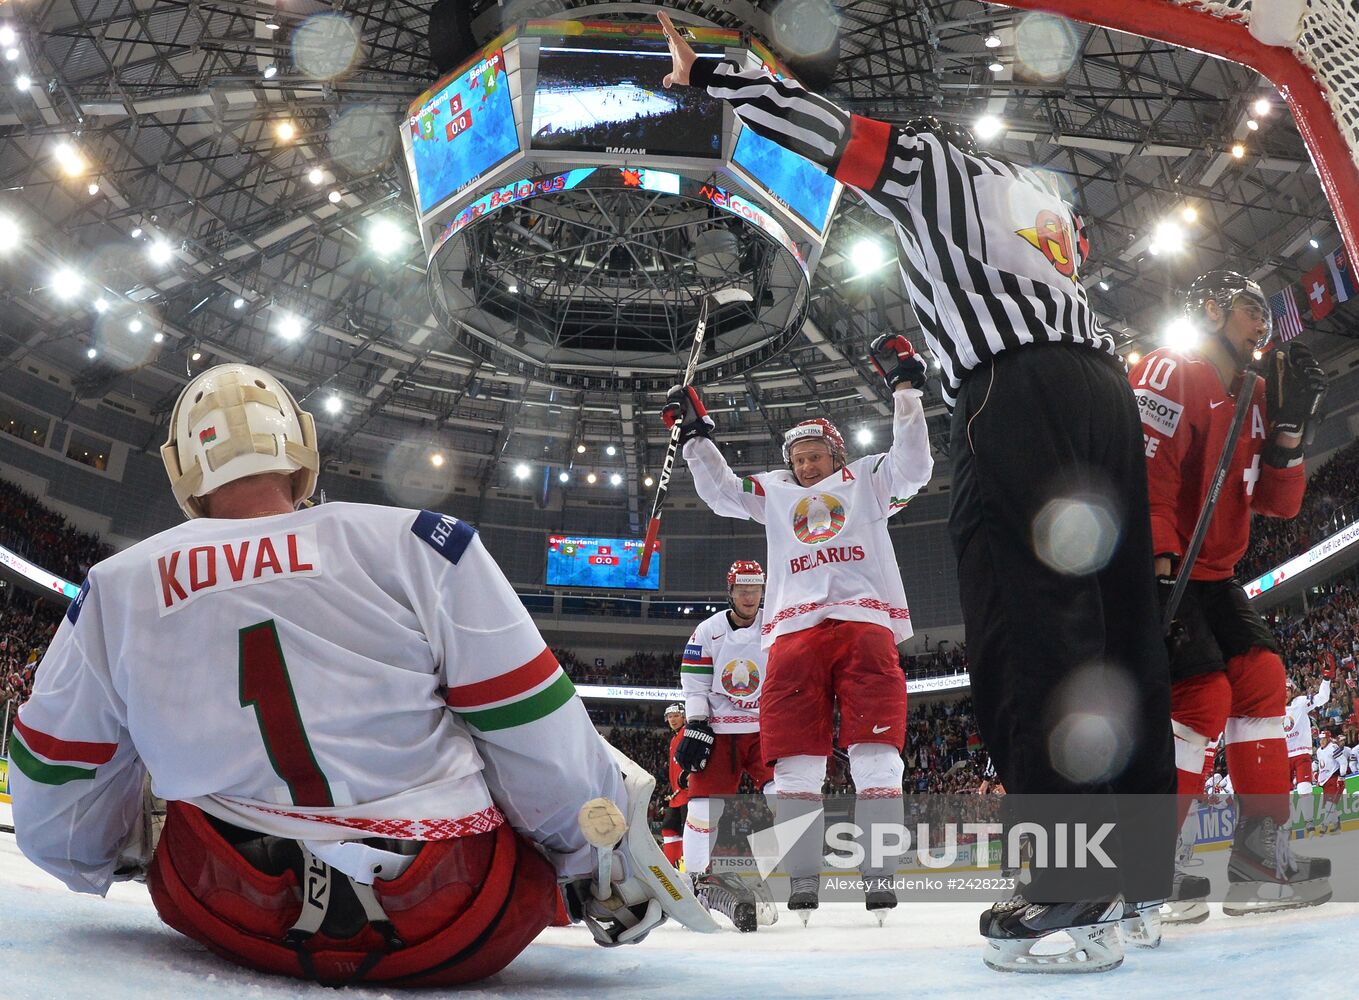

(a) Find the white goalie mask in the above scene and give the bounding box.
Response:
[161,363,320,519]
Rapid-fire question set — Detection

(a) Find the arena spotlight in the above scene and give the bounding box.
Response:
[1253,97,1271,116]
[1309,238,1320,250]
[86,347,97,360]
[558,471,570,484]
[0,215,17,251]
[430,452,445,468]
[191,350,202,361]
[1098,280,1110,292]
[513,463,531,480]
[275,120,296,142]
[328,190,342,204]
[51,268,82,299]
[128,318,143,333]
[307,167,324,185]
[4,49,18,63]
[324,395,342,415]
[609,473,622,486]
[130,227,143,239]
[1181,205,1198,223]
[1148,220,1186,257]
[232,297,245,309]
[15,74,30,89]
[576,443,586,454]
[148,239,174,264]
[850,238,886,274]
[984,33,1001,47]
[87,181,99,196]
[988,61,1004,73]
[0,26,14,47]
[606,445,617,456]
[1126,351,1141,367]
[1246,119,1259,131]
[368,216,408,257]
[644,475,655,488]
[856,427,872,446]
[94,297,109,313]
[1162,316,1199,352]
[277,313,305,341]
[974,114,1004,140]
[54,141,86,177]
[153,332,164,344]
[1231,143,1246,159]
[586,472,598,485]
[263,64,279,79]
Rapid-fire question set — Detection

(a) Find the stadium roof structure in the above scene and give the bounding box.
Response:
[0,0,1348,530]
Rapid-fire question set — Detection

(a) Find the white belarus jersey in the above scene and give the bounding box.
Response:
[684,389,932,648]
[1345,744,1359,778]
[1317,741,1345,785]
[680,609,766,734]
[1284,679,1330,758]
[10,502,622,896]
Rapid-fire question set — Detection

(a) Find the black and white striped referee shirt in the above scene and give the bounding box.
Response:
[693,59,1117,409]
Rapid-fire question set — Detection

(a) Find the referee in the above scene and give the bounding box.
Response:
[660,11,1174,968]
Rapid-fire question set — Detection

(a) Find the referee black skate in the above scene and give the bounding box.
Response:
[660,11,1175,973]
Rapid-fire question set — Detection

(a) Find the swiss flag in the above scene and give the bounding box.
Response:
[1302,263,1335,321]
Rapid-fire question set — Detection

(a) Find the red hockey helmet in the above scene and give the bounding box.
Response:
[726,560,766,588]
[781,418,846,467]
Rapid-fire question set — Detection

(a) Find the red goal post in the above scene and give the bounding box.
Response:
[991,0,1359,262]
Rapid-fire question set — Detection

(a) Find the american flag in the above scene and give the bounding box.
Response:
[1268,286,1304,342]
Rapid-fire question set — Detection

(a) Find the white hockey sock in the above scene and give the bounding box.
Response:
[1294,782,1316,827]
[849,743,905,881]
[683,797,722,875]
[774,755,828,880]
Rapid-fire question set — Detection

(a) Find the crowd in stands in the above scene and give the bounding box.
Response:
[1240,439,1359,582]
[0,480,111,584]
[0,591,63,744]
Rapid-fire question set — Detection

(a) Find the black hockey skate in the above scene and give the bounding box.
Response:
[863,876,897,926]
[787,875,820,926]
[1223,814,1332,916]
[981,897,1125,974]
[1162,834,1211,925]
[692,872,758,933]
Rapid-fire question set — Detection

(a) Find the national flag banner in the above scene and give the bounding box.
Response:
[1301,263,1335,321]
[1325,246,1357,303]
[1267,286,1305,342]
[967,731,982,750]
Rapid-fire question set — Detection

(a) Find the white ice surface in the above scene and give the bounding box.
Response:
[1,831,1352,1000]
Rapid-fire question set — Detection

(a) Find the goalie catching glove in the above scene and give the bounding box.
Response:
[673,718,716,773]
[662,385,714,444]
[869,334,928,390]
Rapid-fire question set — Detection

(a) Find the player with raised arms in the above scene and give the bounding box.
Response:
[663,332,932,922]
[8,363,714,988]
[673,559,776,931]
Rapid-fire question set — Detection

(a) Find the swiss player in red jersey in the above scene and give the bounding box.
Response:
[661,704,689,867]
[1131,270,1330,918]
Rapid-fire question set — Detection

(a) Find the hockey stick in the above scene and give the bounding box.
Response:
[1162,369,1261,629]
[639,287,751,577]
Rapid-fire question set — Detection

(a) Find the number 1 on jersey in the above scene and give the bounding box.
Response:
[239,620,333,807]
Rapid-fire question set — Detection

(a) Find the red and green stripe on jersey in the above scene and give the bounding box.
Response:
[681,643,713,677]
[446,647,577,731]
[9,715,116,785]
[741,476,764,497]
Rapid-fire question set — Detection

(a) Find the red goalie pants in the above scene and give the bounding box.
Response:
[148,801,558,988]
[687,731,775,795]
[761,619,906,762]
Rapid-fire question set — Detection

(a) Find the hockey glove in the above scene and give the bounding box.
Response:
[1155,571,1189,659]
[869,334,928,390]
[674,718,716,772]
[662,385,715,445]
[1261,342,1326,466]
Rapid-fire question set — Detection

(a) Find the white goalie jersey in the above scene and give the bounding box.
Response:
[9,502,624,895]
[682,389,932,648]
[680,609,766,734]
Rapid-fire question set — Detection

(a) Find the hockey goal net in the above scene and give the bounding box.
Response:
[994,0,1359,260]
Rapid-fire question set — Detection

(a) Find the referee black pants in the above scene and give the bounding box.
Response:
[950,344,1175,902]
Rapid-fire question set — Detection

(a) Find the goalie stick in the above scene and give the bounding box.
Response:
[1161,369,1261,629]
[639,287,751,577]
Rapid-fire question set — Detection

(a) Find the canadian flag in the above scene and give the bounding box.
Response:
[1302,263,1335,321]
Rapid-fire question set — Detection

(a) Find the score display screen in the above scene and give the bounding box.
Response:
[407,49,520,214]
[546,535,659,590]
[531,39,724,157]
[730,124,839,237]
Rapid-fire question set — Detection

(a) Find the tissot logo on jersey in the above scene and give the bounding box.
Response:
[1134,388,1183,437]
[155,526,321,615]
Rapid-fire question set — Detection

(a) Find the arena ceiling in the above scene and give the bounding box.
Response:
[0,0,1348,529]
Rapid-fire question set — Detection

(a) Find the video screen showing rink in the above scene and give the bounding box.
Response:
[531,39,724,156]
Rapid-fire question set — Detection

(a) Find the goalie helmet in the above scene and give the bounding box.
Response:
[1185,270,1273,357]
[161,363,320,519]
[781,418,846,468]
[726,560,766,588]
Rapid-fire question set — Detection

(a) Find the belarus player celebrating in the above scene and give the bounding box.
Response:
[664,335,931,918]
[1286,674,1331,834]
[1132,271,1330,917]
[9,363,714,988]
[673,560,775,931]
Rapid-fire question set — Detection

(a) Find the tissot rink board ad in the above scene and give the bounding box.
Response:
[546,534,660,590]
[530,37,724,157]
[406,48,521,214]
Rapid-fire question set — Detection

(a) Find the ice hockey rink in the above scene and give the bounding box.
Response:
[532,85,678,134]
[2,826,1351,1000]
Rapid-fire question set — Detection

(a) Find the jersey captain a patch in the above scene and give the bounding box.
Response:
[412,510,475,565]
